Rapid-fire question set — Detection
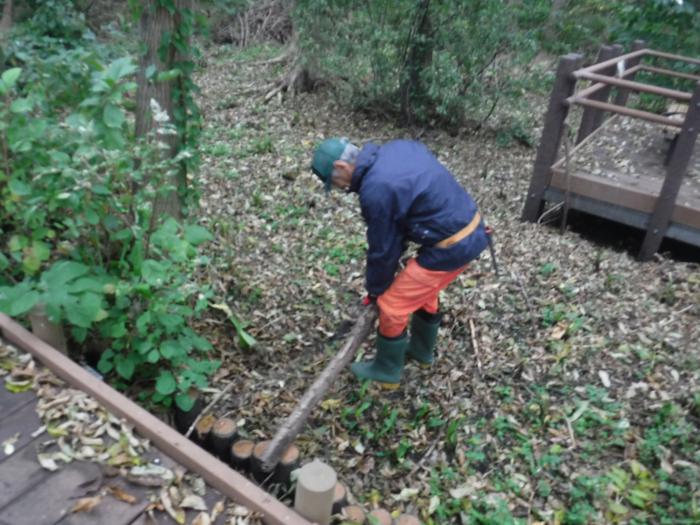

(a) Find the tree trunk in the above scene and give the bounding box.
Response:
[0,0,12,35]
[399,0,433,125]
[135,0,191,220]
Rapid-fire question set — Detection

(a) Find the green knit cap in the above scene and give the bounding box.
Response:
[311,137,349,192]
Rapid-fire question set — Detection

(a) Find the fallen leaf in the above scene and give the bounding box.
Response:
[192,512,211,525]
[107,485,138,504]
[180,494,208,511]
[37,453,59,471]
[71,495,102,513]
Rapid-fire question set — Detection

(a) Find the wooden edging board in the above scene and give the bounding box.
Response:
[0,313,312,525]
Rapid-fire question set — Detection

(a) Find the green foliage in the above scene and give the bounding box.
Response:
[0,17,216,412]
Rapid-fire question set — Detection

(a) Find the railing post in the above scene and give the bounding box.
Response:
[522,53,583,223]
[576,44,623,144]
[614,39,646,107]
[639,81,700,260]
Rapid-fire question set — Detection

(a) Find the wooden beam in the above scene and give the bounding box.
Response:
[566,65,642,106]
[576,48,647,75]
[522,53,583,222]
[639,82,700,260]
[646,49,700,67]
[259,307,377,472]
[641,65,700,83]
[575,70,692,102]
[0,314,312,525]
[570,98,682,128]
[576,44,622,144]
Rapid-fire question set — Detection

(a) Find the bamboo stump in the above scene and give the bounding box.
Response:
[396,515,421,525]
[174,389,202,434]
[28,304,67,354]
[211,417,237,462]
[251,440,272,483]
[231,439,254,471]
[332,482,348,515]
[194,413,216,448]
[293,459,337,525]
[275,443,300,486]
[367,509,392,525]
[340,506,366,524]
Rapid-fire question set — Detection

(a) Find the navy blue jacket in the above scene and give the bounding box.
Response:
[349,140,488,296]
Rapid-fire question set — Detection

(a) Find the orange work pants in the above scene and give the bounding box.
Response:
[376,258,467,338]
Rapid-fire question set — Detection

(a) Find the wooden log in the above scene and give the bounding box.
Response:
[251,440,272,483]
[28,304,67,354]
[367,509,392,525]
[331,482,348,515]
[521,54,583,222]
[275,443,300,486]
[260,307,377,472]
[194,413,216,448]
[174,389,202,434]
[339,505,366,524]
[210,417,237,462]
[231,439,255,471]
[396,515,421,525]
[293,460,337,525]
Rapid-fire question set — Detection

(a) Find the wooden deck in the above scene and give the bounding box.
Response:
[0,345,227,525]
[547,115,700,247]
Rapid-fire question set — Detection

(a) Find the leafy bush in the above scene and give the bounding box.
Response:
[0,25,217,411]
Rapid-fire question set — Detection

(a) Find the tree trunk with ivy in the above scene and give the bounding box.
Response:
[399,0,433,125]
[135,0,195,220]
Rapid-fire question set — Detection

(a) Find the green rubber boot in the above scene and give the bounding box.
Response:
[407,310,441,367]
[351,332,408,388]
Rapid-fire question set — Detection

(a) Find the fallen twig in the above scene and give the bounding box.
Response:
[184,382,236,439]
[469,318,483,374]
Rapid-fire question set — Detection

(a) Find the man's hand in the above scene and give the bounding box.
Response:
[362,294,377,306]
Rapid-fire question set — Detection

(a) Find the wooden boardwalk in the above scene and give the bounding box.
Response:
[0,353,227,525]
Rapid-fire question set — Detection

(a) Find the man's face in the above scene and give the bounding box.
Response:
[331,161,354,191]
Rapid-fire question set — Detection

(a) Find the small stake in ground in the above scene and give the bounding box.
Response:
[230,439,254,471]
[331,482,348,515]
[251,440,272,483]
[396,514,421,525]
[367,508,392,525]
[211,417,237,462]
[294,459,337,525]
[174,389,203,434]
[340,506,366,524]
[194,414,217,448]
[275,443,300,485]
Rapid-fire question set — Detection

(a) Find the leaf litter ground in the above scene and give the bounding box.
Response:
[191,44,700,523]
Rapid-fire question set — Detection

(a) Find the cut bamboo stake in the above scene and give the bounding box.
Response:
[396,515,421,525]
[340,506,366,524]
[331,482,348,515]
[260,307,377,472]
[174,389,203,434]
[231,439,255,471]
[28,304,67,354]
[211,417,237,462]
[367,509,392,525]
[194,414,217,448]
[275,443,300,486]
[252,440,273,483]
[294,459,337,525]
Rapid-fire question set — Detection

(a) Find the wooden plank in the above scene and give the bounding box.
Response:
[0,384,35,419]
[640,82,700,260]
[0,435,52,509]
[549,168,700,228]
[522,53,583,222]
[0,399,43,462]
[0,316,312,525]
[646,49,700,67]
[641,65,700,82]
[576,48,647,75]
[615,40,646,107]
[571,97,683,128]
[577,45,621,144]
[0,458,102,525]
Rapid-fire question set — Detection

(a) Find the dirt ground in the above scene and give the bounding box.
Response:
[192,43,700,524]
